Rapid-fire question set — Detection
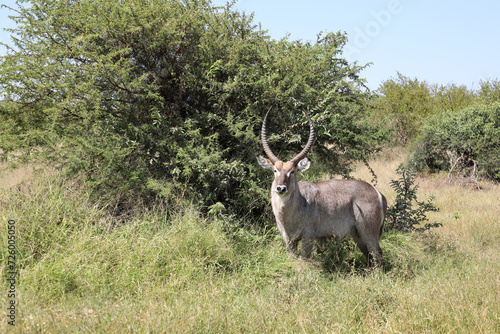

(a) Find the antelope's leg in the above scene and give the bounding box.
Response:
[299,237,314,259]
[367,243,384,268]
[288,238,299,255]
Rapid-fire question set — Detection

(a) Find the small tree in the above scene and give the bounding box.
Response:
[386,165,440,232]
[479,79,500,103]
[376,73,434,144]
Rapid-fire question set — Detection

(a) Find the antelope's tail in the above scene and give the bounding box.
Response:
[375,187,387,239]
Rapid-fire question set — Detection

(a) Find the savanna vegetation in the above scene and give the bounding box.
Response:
[372,73,500,183]
[0,0,499,333]
[1,151,498,333]
[372,72,500,145]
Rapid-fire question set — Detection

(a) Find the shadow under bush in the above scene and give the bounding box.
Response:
[312,230,462,280]
[315,239,368,274]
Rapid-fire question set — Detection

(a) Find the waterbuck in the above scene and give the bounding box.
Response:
[257,109,387,267]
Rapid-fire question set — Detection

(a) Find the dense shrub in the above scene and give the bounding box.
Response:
[0,0,387,219]
[411,103,500,181]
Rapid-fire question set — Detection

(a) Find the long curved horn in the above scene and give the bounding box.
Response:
[261,108,280,163]
[290,110,315,165]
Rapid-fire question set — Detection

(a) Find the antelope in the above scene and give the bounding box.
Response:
[257,109,387,267]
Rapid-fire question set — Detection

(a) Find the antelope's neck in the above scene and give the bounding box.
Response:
[271,183,303,237]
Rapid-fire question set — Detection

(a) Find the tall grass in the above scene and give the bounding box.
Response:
[1,154,499,333]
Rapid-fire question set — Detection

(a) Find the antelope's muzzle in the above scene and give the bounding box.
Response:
[276,185,288,195]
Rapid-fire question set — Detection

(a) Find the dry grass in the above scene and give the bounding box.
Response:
[0,165,34,190]
[351,146,406,203]
[353,147,499,250]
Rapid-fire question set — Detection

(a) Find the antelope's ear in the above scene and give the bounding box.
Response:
[296,157,311,172]
[257,155,274,170]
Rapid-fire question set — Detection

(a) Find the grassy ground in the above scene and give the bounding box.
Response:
[1,149,499,333]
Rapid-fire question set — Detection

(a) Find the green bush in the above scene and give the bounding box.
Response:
[373,73,478,144]
[479,79,500,103]
[0,0,387,219]
[411,103,500,181]
[385,165,440,232]
[375,73,434,144]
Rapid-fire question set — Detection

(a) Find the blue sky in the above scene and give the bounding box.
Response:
[1,0,499,91]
